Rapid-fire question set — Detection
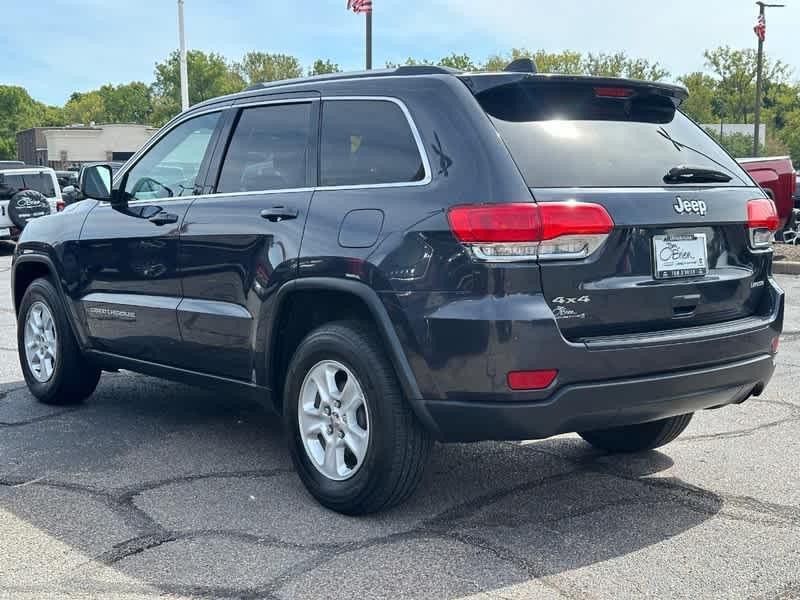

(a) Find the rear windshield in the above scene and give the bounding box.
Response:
[0,172,57,200]
[478,81,752,188]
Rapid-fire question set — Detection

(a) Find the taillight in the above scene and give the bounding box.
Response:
[747,197,779,249]
[56,200,65,212]
[447,202,614,261]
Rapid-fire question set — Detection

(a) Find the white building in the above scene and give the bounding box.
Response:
[17,124,158,169]
[701,123,766,146]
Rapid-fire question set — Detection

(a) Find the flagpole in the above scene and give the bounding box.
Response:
[753,1,785,157]
[366,10,372,70]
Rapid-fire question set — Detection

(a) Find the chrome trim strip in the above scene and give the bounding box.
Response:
[233,97,319,109]
[177,298,252,319]
[124,187,314,207]
[81,292,180,310]
[110,95,431,209]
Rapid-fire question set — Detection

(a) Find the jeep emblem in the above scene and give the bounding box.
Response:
[673,196,707,216]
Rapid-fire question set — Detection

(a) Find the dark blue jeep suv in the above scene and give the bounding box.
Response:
[11,63,783,514]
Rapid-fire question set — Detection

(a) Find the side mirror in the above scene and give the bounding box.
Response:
[62,185,76,194]
[80,164,113,201]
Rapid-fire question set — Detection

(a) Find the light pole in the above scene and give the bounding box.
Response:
[178,0,189,112]
[752,1,784,156]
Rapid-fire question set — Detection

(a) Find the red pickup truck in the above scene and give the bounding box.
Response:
[738,156,797,235]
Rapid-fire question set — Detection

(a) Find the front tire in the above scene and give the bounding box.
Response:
[284,321,431,515]
[579,414,693,453]
[17,278,101,405]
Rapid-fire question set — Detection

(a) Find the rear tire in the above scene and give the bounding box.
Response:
[578,413,693,453]
[284,320,432,515]
[17,278,101,405]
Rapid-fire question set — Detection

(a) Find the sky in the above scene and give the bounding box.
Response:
[2,0,798,106]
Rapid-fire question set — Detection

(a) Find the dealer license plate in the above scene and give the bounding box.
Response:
[653,233,708,280]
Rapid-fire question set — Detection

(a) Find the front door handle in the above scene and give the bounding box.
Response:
[149,212,179,226]
[260,206,299,222]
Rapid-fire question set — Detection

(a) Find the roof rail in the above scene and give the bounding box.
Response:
[244,65,460,92]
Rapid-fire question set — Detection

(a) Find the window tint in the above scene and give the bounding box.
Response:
[0,173,57,200]
[217,103,311,193]
[478,81,751,188]
[124,111,220,200]
[320,100,425,187]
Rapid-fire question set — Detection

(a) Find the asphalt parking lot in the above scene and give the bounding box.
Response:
[0,242,798,600]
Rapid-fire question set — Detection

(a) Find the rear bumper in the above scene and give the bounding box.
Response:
[418,353,774,442]
[385,277,783,442]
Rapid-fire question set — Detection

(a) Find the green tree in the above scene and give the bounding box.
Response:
[438,52,477,71]
[63,91,106,124]
[679,72,718,123]
[0,136,15,160]
[308,59,341,76]
[151,50,245,125]
[583,52,669,80]
[703,46,790,124]
[385,57,435,68]
[98,82,152,123]
[483,49,583,74]
[779,109,800,166]
[0,85,63,159]
[234,52,303,85]
[705,130,764,158]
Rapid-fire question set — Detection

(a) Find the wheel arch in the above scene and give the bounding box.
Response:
[12,254,59,315]
[12,253,88,351]
[268,278,429,422]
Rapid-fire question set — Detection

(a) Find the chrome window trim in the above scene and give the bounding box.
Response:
[107,95,431,209]
[316,96,432,190]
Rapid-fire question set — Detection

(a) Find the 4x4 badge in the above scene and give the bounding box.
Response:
[673,196,707,216]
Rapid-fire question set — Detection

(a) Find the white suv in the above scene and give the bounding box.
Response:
[0,167,62,241]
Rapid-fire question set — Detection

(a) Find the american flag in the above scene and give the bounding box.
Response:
[347,0,372,13]
[754,13,766,41]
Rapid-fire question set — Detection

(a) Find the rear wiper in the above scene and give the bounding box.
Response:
[657,127,747,185]
[664,165,733,184]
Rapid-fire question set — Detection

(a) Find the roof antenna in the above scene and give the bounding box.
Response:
[503,58,538,74]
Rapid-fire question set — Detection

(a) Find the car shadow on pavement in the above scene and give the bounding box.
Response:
[0,374,723,599]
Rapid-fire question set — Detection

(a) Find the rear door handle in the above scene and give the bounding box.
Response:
[149,212,179,226]
[260,206,299,222]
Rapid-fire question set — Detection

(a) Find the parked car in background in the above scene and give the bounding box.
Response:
[0,167,62,241]
[0,161,26,169]
[62,161,124,206]
[11,65,782,514]
[738,156,796,239]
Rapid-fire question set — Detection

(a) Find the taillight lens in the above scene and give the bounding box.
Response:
[747,197,779,249]
[56,200,65,212]
[447,203,541,243]
[448,202,614,261]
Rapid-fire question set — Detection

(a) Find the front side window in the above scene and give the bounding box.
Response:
[123,111,220,201]
[320,100,425,187]
[217,103,311,193]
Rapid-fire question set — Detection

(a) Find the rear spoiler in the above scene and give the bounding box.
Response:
[458,73,689,107]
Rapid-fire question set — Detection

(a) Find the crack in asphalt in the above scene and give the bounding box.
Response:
[0,407,81,427]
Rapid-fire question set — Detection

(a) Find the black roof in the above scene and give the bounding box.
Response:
[188,64,689,113]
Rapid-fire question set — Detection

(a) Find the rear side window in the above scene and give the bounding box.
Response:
[217,103,311,193]
[478,81,751,188]
[0,173,57,200]
[320,100,425,187]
